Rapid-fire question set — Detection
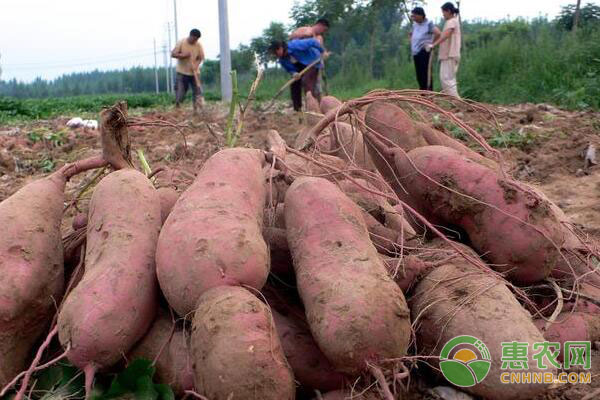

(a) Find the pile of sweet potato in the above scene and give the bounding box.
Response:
[1,96,599,400]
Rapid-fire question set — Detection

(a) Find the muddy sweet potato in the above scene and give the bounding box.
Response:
[411,258,554,400]
[191,286,295,400]
[157,187,179,225]
[535,312,600,362]
[285,177,411,375]
[365,101,428,151]
[0,157,106,387]
[329,122,376,171]
[320,96,342,115]
[58,168,161,378]
[365,101,496,169]
[272,308,346,392]
[156,148,269,317]
[128,309,194,396]
[414,122,497,169]
[395,145,577,284]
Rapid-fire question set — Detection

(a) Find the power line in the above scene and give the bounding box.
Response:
[2,52,156,72]
[2,49,155,68]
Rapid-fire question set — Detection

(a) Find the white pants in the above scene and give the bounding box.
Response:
[440,58,460,98]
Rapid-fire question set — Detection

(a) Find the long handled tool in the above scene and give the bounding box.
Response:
[262,58,322,112]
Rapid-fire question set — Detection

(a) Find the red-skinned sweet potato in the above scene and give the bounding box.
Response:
[58,168,161,377]
[157,187,179,225]
[319,96,342,115]
[191,286,295,400]
[0,158,106,387]
[395,145,577,284]
[0,157,106,387]
[156,148,269,317]
[535,312,600,362]
[285,177,411,375]
[411,258,554,400]
[272,308,347,392]
[329,122,376,171]
[128,309,194,396]
[414,122,497,169]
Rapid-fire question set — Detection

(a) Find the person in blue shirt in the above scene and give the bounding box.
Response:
[269,38,324,111]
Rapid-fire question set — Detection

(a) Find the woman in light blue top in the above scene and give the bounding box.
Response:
[409,7,441,91]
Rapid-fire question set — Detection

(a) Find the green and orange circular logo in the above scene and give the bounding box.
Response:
[440,335,492,387]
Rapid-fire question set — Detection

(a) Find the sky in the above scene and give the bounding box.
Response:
[0,0,584,83]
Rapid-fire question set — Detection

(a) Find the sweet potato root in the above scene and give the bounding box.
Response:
[365,101,496,169]
[411,258,554,400]
[191,286,295,400]
[156,148,269,316]
[285,177,411,375]
[329,122,376,171]
[395,145,576,284]
[414,122,497,169]
[58,168,161,375]
[128,309,194,396]
[320,96,342,115]
[535,312,600,362]
[0,156,106,387]
[272,308,347,392]
[157,187,179,224]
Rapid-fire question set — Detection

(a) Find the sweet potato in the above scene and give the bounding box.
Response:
[284,152,347,180]
[535,312,600,362]
[337,178,416,239]
[320,96,342,115]
[414,122,497,169]
[272,308,346,392]
[128,309,194,396]
[0,157,106,387]
[306,92,322,126]
[157,187,179,225]
[411,259,554,400]
[365,101,428,151]
[382,255,429,292]
[72,212,88,230]
[285,177,411,375]
[395,145,576,284]
[365,101,496,169]
[156,148,269,316]
[58,168,161,376]
[329,122,376,171]
[191,286,295,400]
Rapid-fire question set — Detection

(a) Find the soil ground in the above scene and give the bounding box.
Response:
[1,99,599,400]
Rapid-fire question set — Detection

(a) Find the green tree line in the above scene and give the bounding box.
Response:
[1,1,599,109]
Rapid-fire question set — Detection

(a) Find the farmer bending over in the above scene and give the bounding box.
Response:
[269,38,324,112]
[172,28,205,112]
[289,18,331,97]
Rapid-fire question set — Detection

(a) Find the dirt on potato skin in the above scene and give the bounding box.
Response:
[1,99,600,400]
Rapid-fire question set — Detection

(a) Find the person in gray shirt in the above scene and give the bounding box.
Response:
[409,7,441,91]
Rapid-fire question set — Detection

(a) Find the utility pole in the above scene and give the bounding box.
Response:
[167,22,173,94]
[154,39,159,93]
[163,44,169,93]
[218,0,232,102]
[173,0,179,42]
[573,0,582,32]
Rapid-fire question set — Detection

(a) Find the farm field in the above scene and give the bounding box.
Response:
[1,94,600,399]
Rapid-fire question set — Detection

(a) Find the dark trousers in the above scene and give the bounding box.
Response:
[290,62,321,111]
[413,49,433,91]
[175,72,202,108]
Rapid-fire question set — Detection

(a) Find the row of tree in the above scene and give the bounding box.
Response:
[1,1,598,99]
